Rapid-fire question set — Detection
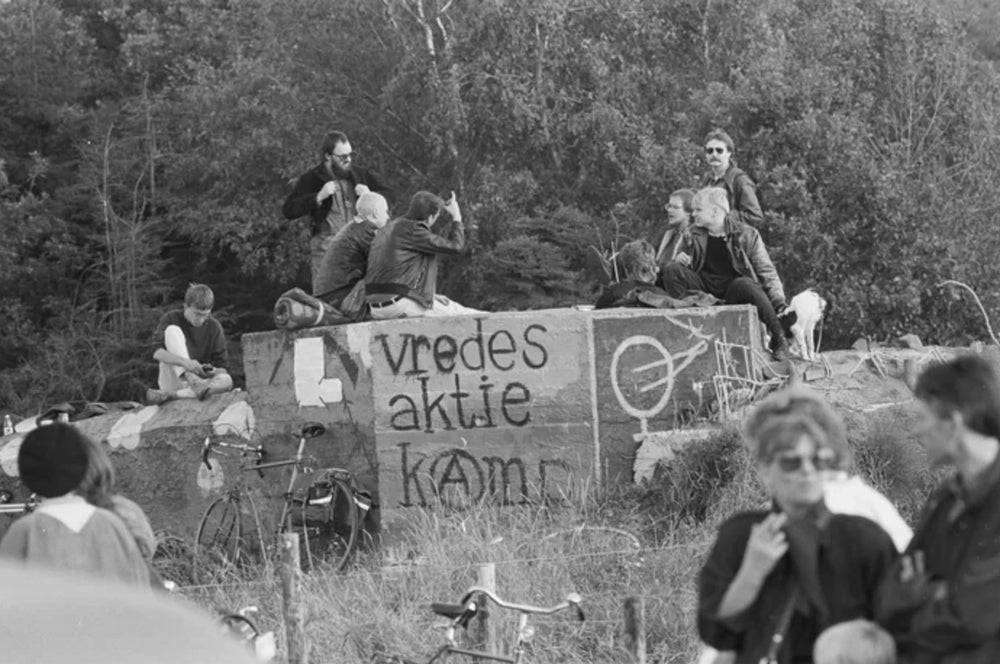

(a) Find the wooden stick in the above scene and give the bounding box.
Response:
[280,534,309,664]
[471,563,498,658]
[937,280,1000,346]
[623,596,647,664]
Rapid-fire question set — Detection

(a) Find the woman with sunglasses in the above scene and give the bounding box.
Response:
[700,129,764,227]
[697,409,896,664]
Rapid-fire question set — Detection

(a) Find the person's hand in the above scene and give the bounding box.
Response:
[741,513,788,582]
[316,180,339,203]
[354,183,370,197]
[182,358,207,377]
[675,252,692,267]
[443,191,461,223]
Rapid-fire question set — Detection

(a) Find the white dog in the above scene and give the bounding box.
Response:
[779,289,827,361]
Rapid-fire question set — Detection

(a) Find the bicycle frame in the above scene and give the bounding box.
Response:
[423,587,584,664]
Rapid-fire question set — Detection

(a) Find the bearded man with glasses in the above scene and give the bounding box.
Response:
[283,130,393,289]
[700,129,764,227]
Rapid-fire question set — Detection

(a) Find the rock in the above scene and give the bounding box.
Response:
[898,334,923,350]
[851,337,870,351]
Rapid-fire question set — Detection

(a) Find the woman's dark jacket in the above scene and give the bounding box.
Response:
[699,508,896,664]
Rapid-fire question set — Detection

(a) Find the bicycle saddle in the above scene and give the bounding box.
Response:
[430,602,474,620]
[300,422,326,439]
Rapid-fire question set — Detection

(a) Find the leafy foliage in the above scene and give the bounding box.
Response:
[2,0,1000,410]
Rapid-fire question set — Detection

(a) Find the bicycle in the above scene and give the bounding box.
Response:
[371,586,584,664]
[193,422,372,584]
[217,605,277,662]
[0,490,38,517]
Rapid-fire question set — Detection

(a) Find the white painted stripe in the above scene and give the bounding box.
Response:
[0,435,24,476]
[585,314,602,488]
[294,336,343,406]
[106,406,159,450]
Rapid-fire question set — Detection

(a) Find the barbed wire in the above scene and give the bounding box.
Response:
[168,539,712,593]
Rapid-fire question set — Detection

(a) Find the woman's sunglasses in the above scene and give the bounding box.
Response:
[772,449,837,473]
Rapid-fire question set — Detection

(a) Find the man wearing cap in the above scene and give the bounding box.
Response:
[312,191,390,319]
[282,130,392,288]
[0,423,151,588]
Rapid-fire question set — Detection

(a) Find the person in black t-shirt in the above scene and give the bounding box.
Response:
[660,187,790,360]
[147,283,233,405]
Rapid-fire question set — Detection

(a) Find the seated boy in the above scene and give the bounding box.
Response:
[147,283,233,404]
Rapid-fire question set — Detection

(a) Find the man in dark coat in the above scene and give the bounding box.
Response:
[282,131,392,287]
[878,355,1000,663]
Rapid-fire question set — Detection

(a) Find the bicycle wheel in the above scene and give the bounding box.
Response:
[193,497,242,585]
[301,478,360,572]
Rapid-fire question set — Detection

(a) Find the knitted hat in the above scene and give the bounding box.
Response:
[18,423,89,498]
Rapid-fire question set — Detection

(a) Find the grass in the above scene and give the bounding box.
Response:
[166,421,934,664]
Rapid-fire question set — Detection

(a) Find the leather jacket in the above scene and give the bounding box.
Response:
[685,218,787,309]
[365,216,465,308]
[700,164,764,227]
[312,220,378,304]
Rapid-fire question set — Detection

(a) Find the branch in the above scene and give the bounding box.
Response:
[937,280,1000,346]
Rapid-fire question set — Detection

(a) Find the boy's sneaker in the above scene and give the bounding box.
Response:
[146,388,174,405]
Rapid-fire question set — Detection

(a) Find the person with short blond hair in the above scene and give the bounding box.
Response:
[312,191,390,319]
[660,187,790,359]
[147,283,233,405]
[814,620,896,664]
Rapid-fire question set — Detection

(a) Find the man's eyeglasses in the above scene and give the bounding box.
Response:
[332,152,354,161]
[705,146,727,155]
[772,449,837,473]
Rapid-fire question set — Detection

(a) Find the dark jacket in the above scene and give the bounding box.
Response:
[282,163,390,237]
[365,215,465,308]
[700,164,764,227]
[700,508,895,664]
[685,218,787,309]
[878,452,1000,664]
[312,220,378,304]
[655,222,692,274]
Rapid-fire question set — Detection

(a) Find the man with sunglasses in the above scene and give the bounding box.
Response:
[282,130,392,289]
[701,129,764,227]
[878,355,1000,663]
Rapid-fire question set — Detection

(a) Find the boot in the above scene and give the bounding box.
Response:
[770,335,791,363]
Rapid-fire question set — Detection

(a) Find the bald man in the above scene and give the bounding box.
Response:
[312,191,389,316]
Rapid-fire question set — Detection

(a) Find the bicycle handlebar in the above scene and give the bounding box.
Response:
[457,587,584,621]
[199,423,326,471]
[200,436,263,471]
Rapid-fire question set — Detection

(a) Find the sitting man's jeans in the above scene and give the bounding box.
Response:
[369,295,482,320]
[158,325,233,397]
[660,263,784,343]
